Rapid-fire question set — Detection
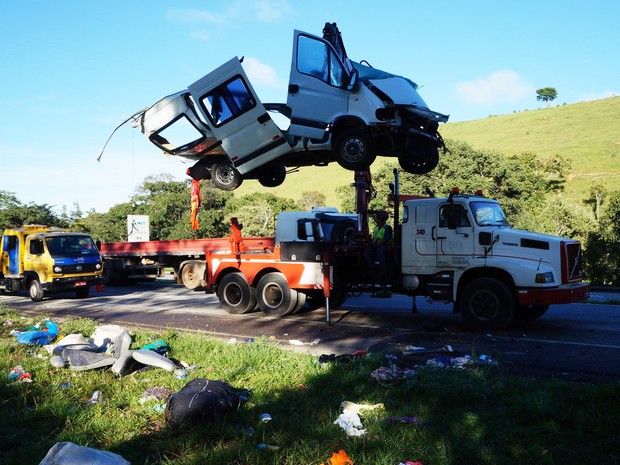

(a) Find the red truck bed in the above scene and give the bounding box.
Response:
[100,237,274,257]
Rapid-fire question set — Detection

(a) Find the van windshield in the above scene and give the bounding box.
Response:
[45,236,99,257]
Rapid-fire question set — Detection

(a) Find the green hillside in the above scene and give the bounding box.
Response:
[234,96,620,207]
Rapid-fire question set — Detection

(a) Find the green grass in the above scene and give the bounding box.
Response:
[1,306,619,465]
[234,97,620,209]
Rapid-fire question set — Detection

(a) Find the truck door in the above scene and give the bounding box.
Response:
[436,203,475,267]
[188,57,292,175]
[286,30,351,140]
[2,235,19,275]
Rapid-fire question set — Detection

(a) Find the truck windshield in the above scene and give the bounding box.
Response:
[469,201,511,227]
[45,236,99,257]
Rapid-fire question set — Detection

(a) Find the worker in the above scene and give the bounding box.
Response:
[364,210,393,277]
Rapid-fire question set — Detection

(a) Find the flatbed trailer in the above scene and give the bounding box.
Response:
[99,236,274,287]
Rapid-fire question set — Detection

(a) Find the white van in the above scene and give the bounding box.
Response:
[132,22,449,190]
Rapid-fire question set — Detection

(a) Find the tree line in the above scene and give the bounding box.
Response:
[1,139,618,285]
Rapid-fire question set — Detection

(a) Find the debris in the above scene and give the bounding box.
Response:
[386,416,422,425]
[15,320,59,346]
[139,386,174,404]
[289,339,305,346]
[370,366,416,383]
[257,443,281,451]
[87,390,102,404]
[38,441,130,465]
[341,400,384,414]
[259,413,272,423]
[8,365,33,383]
[334,409,365,437]
[50,355,66,368]
[320,449,353,465]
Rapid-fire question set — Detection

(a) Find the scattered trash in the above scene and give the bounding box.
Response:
[318,352,366,364]
[8,365,33,383]
[386,416,422,425]
[289,339,305,346]
[15,320,59,346]
[151,403,166,413]
[402,345,453,356]
[243,337,255,343]
[259,413,272,423]
[87,390,102,404]
[141,339,170,355]
[320,449,353,465]
[227,338,237,344]
[57,382,74,390]
[50,355,66,368]
[340,400,384,414]
[399,462,424,465]
[404,346,426,351]
[370,365,416,383]
[139,386,174,404]
[257,443,280,451]
[38,441,130,465]
[334,409,365,437]
[424,354,497,370]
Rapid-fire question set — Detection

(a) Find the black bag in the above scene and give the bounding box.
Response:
[165,378,240,427]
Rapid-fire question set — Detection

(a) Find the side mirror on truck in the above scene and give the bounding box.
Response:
[346,68,359,91]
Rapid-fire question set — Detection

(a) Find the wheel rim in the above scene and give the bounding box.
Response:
[223,282,243,307]
[215,165,235,185]
[340,137,366,164]
[262,283,284,309]
[470,290,501,321]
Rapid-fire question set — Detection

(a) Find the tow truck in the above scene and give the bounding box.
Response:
[122,22,448,190]
[0,225,103,301]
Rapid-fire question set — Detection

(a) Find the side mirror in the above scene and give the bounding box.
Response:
[346,68,359,91]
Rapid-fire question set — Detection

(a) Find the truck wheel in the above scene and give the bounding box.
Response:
[75,287,90,299]
[181,262,204,290]
[458,278,515,330]
[291,290,307,314]
[256,272,296,317]
[333,129,377,171]
[211,161,243,191]
[28,279,44,302]
[515,304,550,321]
[217,273,257,314]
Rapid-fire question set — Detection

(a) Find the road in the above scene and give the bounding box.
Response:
[2,281,619,382]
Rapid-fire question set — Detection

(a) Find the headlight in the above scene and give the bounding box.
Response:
[535,272,554,283]
[96,263,102,270]
[53,266,63,273]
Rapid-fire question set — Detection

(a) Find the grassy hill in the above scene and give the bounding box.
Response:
[234,96,620,208]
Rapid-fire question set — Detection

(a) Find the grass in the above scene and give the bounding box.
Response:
[233,97,620,209]
[1,305,619,465]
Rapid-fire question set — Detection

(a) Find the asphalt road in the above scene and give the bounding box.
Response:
[2,281,619,382]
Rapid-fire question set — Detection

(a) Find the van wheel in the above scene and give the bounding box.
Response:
[398,146,439,174]
[334,129,377,171]
[75,287,90,299]
[256,272,296,317]
[217,273,257,314]
[515,304,550,321]
[258,163,286,187]
[211,161,243,191]
[458,278,515,330]
[28,279,44,302]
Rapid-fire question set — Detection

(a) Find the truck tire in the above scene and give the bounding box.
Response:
[28,279,44,302]
[458,278,515,330]
[75,287,90,299]
[515,304,550,321]
[256,272,296,317]
[398,143,439,175]
[217,273,257,314]
[258,163,286,187]
[211,161,243,191]
[291,289,307,314]
[333,129,377,171]
[181,262,204,290]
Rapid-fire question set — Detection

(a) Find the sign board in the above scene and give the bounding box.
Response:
[127,215,150,242]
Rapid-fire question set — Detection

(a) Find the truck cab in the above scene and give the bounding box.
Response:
[0,225,103,301]
[129,22,448,191]
[398,191,588,328]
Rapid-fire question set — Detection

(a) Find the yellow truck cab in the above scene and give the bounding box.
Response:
[0,225,103,301]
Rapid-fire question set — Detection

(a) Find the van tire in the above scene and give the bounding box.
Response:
[398,146,439,175]
[334,129,377,171]
[28,279,44,302]
[256,272,296,317]
[258,163,286,187]
[217,273,257,314]
[458,278,515,330]
[211,162,243,191]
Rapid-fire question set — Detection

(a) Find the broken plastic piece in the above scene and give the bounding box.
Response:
[38,442,130,465]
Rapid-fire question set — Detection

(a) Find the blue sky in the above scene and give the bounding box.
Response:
[2,1,618,214]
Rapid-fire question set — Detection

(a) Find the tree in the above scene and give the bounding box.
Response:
[299,191,327,211]
[536,87,558,107]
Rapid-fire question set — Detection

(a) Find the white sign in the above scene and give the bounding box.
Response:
[127,215,150,242]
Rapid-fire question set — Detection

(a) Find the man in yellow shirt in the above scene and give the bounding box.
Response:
[364,210,393,277]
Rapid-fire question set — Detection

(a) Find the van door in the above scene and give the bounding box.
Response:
[286,30,350,140]
[188,57,292,174]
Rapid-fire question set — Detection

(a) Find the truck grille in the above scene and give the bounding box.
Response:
[564,243,583,281]
[59,263,101,274]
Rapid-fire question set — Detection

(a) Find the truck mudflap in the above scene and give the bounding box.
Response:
[516,282,590,306]
[44,276,104,291]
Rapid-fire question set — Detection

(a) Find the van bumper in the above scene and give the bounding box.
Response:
[517,282,590,305]
[43,276,104,291]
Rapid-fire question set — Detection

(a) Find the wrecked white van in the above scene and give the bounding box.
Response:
[132,22,449,190]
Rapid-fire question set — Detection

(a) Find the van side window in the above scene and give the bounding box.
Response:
[297,35,345,87]
[201,76,256,127]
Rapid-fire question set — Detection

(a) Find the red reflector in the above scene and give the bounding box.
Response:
[272,135,280,140]
[452,187,459,193]
[95,285,104,292]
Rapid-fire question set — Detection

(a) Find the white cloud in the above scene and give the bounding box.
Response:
[455,70,534,106]
[576,89,618,102]
[242,57,284,88]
